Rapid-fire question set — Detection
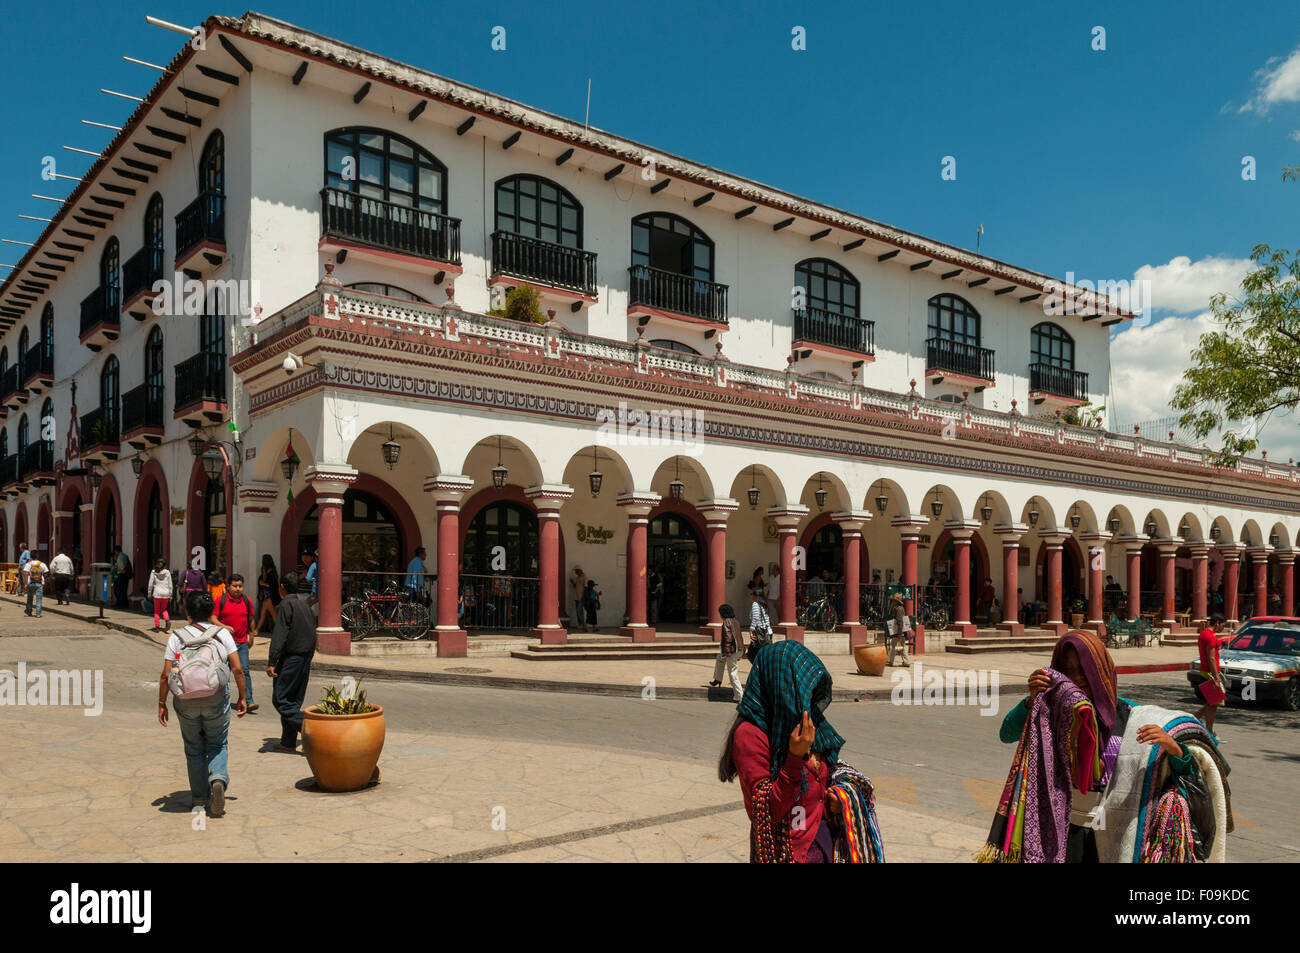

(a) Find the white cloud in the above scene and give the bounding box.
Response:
[1290,129,1300,142]
[1129,255,1251,316]
[1241,44,1300,113]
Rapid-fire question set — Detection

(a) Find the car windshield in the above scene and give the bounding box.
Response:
[1228,628,1300,656]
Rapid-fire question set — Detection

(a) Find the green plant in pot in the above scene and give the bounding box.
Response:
[1069,597,1087,627]
[486,283,547,324]
[301,678,385,792]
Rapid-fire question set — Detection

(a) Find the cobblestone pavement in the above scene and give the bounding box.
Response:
[0,614,1294,862]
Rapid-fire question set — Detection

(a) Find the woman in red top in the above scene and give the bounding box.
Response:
[1195,613,1233,733]
[717,641,844,862]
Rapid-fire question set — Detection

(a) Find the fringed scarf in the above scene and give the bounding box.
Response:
[826,763,885,863]
[1144,790,1196,863]
[976,670,1101,863]
[751,778,793,863]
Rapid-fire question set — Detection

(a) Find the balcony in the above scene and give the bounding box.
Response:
[0,364,22,411]
[319,187,461,272]
[19,441,53,485]
[791,307,876,359]
[122,244,165,318]
[79,406,120,462]
[925,337,995,389]
[626,265,729,327]
[174,351,226,426]
[22,344,53,394]
[1028,363,1089,404]
[79,285,121,351]
[175,188,225,271]
[490,231,597,301]
[0,453,17,491]
[121,383,165,448]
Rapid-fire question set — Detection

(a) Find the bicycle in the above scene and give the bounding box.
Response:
[917,598,949,632]
[796,593,840,632]
[342,583,431,641]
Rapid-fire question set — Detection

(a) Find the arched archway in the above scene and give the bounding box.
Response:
[1034,536,1085,604]
[187,445,235,582]
[36,500,51,559]
[931,527,991,614]
[646,504,704,624]
[132,458,169,590]
[91,474,123,565]
[799,512,871,586]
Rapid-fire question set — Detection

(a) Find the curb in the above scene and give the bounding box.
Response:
[0,595,166,648]
[1115,663,1190,675]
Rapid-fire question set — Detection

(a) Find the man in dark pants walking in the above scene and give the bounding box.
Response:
[266,571,317,753]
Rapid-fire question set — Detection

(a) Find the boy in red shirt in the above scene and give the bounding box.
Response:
[1195,613,1232,733]
[216,573,259,713]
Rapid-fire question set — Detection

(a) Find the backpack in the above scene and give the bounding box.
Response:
[218,593,254,625]
[167,623,231,701]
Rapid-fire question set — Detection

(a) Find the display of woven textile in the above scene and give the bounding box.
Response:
[827,763,885,863]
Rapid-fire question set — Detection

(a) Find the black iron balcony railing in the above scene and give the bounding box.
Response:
[627,264,728,324]
[1029,363,1089,402]
[19,441,52,479]
[22,344,52,386]
[79,284,121,338]
[320,187,461,266]
[80,406,119,450]
[0,453,17,487]
[122,383,165,434]
[0,365,19,401]
[792,307,876,356]
[925,336,995,382]
[175,187,225,261]
[122,244,165,303]
[490,231,597,296]
[174,352,226,411]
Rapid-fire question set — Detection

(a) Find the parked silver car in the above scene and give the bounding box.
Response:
[1187,621,1300,710]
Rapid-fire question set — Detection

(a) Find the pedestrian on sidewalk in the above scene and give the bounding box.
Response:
[178,563,208,607]
[568,565,585,629]
[147,559,173,632]
[302,551,319,609]
[583,578,602,633]
[647,568,663,626]
[267,571,316,753]
[747,591,772,662]
[888,592,912,667]
[17,543,30,592]
[111,545,131,609]
[217,573,259,714]
[50,547,74,605]
[158,590,248,816]
[719,641,883,863]
[979,577,996,626]
[24,555,48,617]
[405,547,428,604]
[981,630,1223,863]
[254,554,280,634]
[1194,613,1232,735]
[765,562,782,624]
[710,603,745,700]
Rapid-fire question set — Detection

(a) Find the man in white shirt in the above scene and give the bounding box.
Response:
[765,562,781,623]
[50,548,75,605]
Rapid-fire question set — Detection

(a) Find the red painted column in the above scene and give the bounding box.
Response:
[834,511,870,648]
[1251,550,1269,618]
[771,506,808,642]
[307,465,357,657]
[619,493,660,643]
[1043,534,1065,635]
[698,500,738,641]
[1126,543,1143,622]
[1221,549,1241,625]
[1159,545,1178,628]
[996,528,1024,635]
[948,523,978,639]
[1189,545,1209,624]
[1083,534,1108,628]
[527,485,573,644]
[1279,552,1296,618]
[425,475,473,658]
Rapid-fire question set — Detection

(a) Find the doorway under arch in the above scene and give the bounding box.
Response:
[647,511,702,624]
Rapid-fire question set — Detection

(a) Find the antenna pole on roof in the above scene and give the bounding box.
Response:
[145,15,200,37]
[976,224,983,253]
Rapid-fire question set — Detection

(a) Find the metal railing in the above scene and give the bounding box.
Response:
[19,441,52,479]
[320,187,461,265]
[459,573,539,630]
[925,336,995,382]
[340,570,435,606]
[627,264,728,324]
[0,453,16,487]
[79,284,120,337]
[22,344,52,386]
[490,230,597,296]
[0,365,18,402]
[121,383,164,434]
[80,406,119,450]
[175,188,225,260]
[174,352,226,411]
[122,244,164,303]
[793,307,875,355]
[1029,363,1089,402]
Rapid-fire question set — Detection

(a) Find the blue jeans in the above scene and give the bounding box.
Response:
[235,642,254,703]
[174,690,231,802]
[273,653,312,747]
[26,581,43,615]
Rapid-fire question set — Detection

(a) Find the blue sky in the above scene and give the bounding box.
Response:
[1,0,1296,445]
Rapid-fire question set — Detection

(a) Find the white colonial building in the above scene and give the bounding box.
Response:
[1,12,1297,656]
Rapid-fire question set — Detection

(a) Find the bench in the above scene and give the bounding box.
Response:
[1105,615,1159,648]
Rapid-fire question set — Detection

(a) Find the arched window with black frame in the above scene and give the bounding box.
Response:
[40,303,53,368]
[926,293,989,381]
[491,174,592,293]
[1029,321,1081,401]
[100,237,120,313]
[146,482,164,570]
[199,304,225,404]
[794,258,869,353]
[40,398,53,465]
[0,427,7,460]
[16,414,27,454]
[146,326,165,417]
[200,131,224,195]
[17,327,28,378]
[145,192,164,274]
[1,347,8,377]
[100,355,120,434]
[629,212,723,322]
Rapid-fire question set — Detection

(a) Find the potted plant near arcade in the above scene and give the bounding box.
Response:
[1069,597,1087,629]
[301,679,385,792]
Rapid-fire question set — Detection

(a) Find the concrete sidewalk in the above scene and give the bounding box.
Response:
[1,594,1197,702]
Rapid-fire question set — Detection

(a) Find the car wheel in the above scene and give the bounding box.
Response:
[1282,677,1300,712]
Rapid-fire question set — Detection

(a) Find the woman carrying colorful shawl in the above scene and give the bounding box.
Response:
[717,641,883,862]
[980,630,1196,863]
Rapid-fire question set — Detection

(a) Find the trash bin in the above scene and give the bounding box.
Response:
[89,562,111,605]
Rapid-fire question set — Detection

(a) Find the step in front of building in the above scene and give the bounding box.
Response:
[945,633,1062,654]
[511,639,720,661]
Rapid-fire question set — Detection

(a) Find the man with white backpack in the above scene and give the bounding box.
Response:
[157,590,248,816]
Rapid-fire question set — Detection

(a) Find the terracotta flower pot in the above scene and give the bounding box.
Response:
[854,643,888,677]
[301,704,386,792]
[1070,613,1084,628]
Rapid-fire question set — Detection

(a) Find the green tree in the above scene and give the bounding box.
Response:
[486,284,546,324]
[1170,240,1300,464]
